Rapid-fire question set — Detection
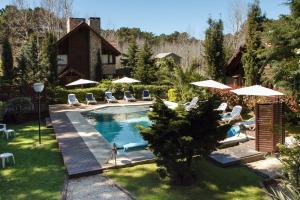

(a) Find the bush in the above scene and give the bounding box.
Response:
[0,101,6,121]
[47,83,170,104]
[167,88,177,102]
[4,97,34,123]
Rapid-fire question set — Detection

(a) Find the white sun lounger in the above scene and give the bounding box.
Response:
[105,91,118,103]
[221,105,242,124]
[124,91,136,102]
[85,93,97,105]
[214,102,227,113]
[68,94,80,106]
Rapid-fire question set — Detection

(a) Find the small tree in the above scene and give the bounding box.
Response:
[140,97,230,185]
[1,33,13,81]
[40,32,57,84]
[121,40,138,69]
[133,42,156,84]
[95,49,103,81]
[242,0,264,86]
[204,18,226,82]
[278,135,300,190]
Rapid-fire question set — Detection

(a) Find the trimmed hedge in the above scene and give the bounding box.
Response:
[47,84,170,104]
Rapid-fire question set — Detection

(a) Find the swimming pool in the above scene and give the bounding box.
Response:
[84,105,151,149]
[83,105,240,150]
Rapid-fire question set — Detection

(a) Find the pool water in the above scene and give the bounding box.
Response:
[85,105,151,148]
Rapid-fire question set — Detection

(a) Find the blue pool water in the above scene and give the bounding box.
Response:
[83,105,239,149]
[85,105,151,148]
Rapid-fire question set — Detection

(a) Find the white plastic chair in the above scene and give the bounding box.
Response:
[85,93,97,105]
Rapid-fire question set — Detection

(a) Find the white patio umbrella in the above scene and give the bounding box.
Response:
[191,80,231,90]
[230,85,284,96]
[66,79,98,87]
[112,77,140,84]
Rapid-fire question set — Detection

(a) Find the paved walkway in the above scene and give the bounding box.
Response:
[50,111,102,177]
[246,157,282,179]
[66,175,134,200]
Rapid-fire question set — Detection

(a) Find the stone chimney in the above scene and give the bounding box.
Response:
[67,17,85,33]
[87,17,101,33]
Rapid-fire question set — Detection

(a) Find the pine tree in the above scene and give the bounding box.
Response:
[1,33,13,81]
[242,0,264,86]
[121,41,138,68]
[95,49,103,81]
[204,18,225,82]
[133,42,156,84]
[40,32,57,84]
[14,34,41,85]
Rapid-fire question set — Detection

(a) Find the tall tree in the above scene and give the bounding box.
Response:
[204,18,225,82]
[14,34,42,85]
[40,32,57,84]
[1,33,14,81]
[133,42,156,84]
[242,0,264,86]
[120,41,138,68]
[95,49,103,81]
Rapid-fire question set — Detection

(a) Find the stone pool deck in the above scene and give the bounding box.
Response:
[49,101,155,178]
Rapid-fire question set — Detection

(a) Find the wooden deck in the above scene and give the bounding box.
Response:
[209,140,265,167]
[50,111,102,178]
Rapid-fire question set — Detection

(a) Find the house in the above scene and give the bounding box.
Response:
[225,46,245,87]
[56,17,121,85]
[155,52,181,65]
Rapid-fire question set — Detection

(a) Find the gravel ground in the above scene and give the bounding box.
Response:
[66,175,134,200]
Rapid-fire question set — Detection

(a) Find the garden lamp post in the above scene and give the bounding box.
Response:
[33,83,44,145]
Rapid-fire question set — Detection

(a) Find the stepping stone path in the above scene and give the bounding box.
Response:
[66,175,134,200]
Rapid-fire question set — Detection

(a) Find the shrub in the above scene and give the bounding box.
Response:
[4,97,34,123]
[0,101,6,121]
[140,97,230,185]
[167,88,177,102]
[47,84,170,104]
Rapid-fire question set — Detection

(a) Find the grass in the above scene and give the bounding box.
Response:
[106,159,268,200]
[0,122,65,200]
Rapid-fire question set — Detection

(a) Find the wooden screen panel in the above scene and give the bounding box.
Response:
[255,102,285,153]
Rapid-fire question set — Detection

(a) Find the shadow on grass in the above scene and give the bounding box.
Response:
[107,159,266,200]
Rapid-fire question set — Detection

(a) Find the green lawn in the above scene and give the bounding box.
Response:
[106,159,267,200]
[0,122,65,200]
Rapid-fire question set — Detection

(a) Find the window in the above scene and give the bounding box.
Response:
[101,54,114,64]
[101,54,109,64]
[57,55,68,65]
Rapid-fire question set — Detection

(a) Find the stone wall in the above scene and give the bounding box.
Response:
[102,64,116,75]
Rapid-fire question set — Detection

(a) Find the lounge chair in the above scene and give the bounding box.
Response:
[85,93,97,105]
[105,91,118,103]
[0,124,6,133]
[214,102,227,113]
[184,97,199,111]
[163,100,178,110]
[221,105,242,124]
[124,91,136,102]
[68,94,80,106]
[236,117,256,130]
[142,90,151,101]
